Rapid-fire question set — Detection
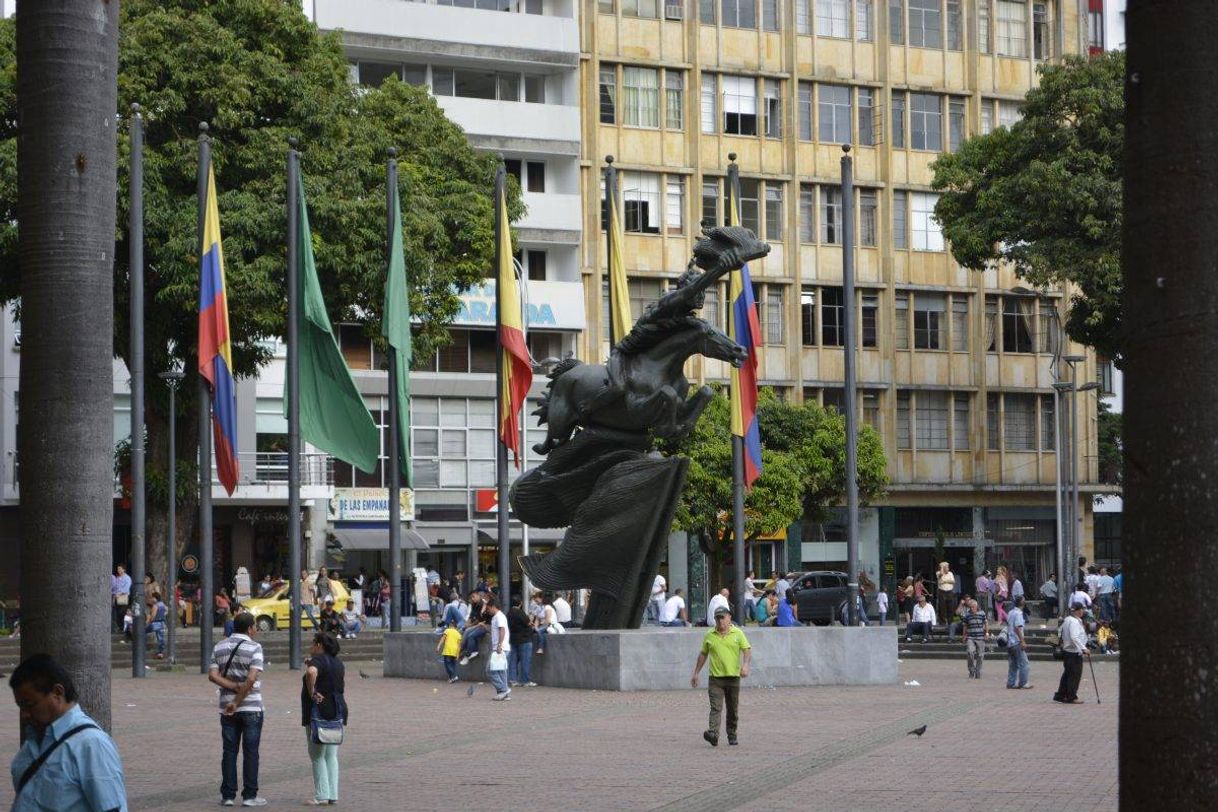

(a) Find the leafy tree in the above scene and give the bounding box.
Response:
[1097,398,1122,487]
[668,389,888,588]
[0,0,521,585]
[931,52,1124,359]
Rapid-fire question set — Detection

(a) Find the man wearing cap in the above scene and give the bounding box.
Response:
[690,606,751,747]
[1053,603,1090,703]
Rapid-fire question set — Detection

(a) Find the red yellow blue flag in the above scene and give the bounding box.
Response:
[198,166,240,495]
[727,165,763,489]
[497,170,532,467]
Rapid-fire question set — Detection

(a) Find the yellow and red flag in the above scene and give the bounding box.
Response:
[496,171,532,466]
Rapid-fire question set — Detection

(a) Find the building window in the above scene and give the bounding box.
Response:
[1033,2,1050,59]
[951,295,969,351]
[622,171,662,234]
[702,282,724,329]
[910,192,943,251]
[916,391,950,450]
[1003,393,1036,451]
[524,74,545,103]
[599,66,617,124]
[763,79,783,138]
[908,0,942,49]
[858,88,876,146]
[723,75,758,135]
[856,0,875,40]
[623,67,660,127]
[700,74,717,134]
[721,0,758,29]
[978,0,991,53]
[1097,355,1114,394]
[896,391,912,449]
[1002,297,1035,353]
[998,100,1022,129]
[762,0,781,31]
[760,284,785,343]
[949,98,966,152]
[946,0,963,49]
[1040,393,1056,450]
[738,178,761,233]
[822,287,845,346]
[892,190,908,249]
[953,393,970,450]
[910,93,942,151]
[1087,4,1103,52]
[913,292,945,349]
[800,287,817,346]
[799,184,815,243]
[1038,304,1061,354]
[986,392,1000,450]
[894,291,910,349]
[860,189,878,247]
[889,0,904,44]
[817,0,849,37]
[600,0,616,12]
[980,100,994,135]
[823,388,846,413]
[666,71,684,130]
[819,84,852,144]
[765,183,784,240]
[891,91,906,148]
[701,0,716,24]
[628,278,667,319]
[985,295,999,351]
[861,292,879,348]
[432,67,524,101]
[996,0,1027,57]
[820,185,842,244]
[796,0,811,34]
[798,82,813,140]
[701,178,720,227]
[863,391,881,430]
[623,0,660,17]
[666,176,685,235]
[526,249,547,281]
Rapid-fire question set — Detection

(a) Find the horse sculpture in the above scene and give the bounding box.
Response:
[510,224,770,629]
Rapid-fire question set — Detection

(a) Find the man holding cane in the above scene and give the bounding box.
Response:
[1054,603,1090,704]
[691,606,751,747]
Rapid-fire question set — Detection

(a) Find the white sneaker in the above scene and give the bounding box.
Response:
[221,800,235,807]
[241,798,269,807]
[525,681,538,687]
[467,651,479,662]
[458,656,470,666]
[448,676,459,683]
[493,691,511,701]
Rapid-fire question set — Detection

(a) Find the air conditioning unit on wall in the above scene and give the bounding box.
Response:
[665,3,684,20]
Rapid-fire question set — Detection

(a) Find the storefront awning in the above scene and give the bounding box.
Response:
[331,527,429,552]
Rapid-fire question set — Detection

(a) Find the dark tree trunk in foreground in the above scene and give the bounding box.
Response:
[1122,3,1218,807]
[16,1,120,728]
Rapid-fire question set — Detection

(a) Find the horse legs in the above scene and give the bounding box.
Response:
[669,385,715,441]
[631,385,681,439]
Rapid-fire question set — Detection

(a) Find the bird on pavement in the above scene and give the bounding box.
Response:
[466,684,478,697]
[907,725,927,737]
[359,669,371,679]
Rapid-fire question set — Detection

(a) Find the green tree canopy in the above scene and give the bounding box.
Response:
[931,52,1124,359]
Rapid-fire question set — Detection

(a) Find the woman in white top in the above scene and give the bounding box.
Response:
[936,562,956,626]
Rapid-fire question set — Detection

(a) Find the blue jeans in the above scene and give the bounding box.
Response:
[509,641,534,683]
[147,621,165,653]
[461,625,486,657]
[344,620,362,637]
[487,660,509,695]
[220,711,263,801]
[535,626,548,652]
[1098,594,1116,622]
[301,604,319,629]
[443,656,458,680]
[1006,644,1030,688]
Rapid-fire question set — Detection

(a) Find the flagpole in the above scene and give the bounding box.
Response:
[386,148,403,634]
[727,155,747,622]
[841,145,861,626]
[197,123,215,673]
[604,155,617,346]
[494,162,511,610]
[287,139,303,670]
[130,103,147,678]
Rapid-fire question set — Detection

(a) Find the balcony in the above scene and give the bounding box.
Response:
[209,452,334,504]
[311,0,579,62]
[434,95,580,148]
[518,191,581,239]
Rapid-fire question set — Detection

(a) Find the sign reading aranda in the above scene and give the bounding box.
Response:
[452,281,586,331]
[329,487,416,523]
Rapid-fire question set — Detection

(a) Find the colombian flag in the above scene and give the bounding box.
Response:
[727,171,763,489]
[497,174,532,467]
[198,166,239,495]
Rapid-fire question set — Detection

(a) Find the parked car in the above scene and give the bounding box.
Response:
[788,571,850,625]
[242,573,351,632]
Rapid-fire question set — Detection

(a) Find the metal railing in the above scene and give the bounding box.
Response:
[228,452,333,488]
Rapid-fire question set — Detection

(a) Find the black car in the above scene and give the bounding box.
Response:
[787,571,850,625]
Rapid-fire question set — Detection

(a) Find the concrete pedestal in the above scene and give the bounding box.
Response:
[384,626,897,691]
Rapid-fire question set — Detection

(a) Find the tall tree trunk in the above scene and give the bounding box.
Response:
[1122,3,1218,807]
[16,1,120,728]
[144,388,199,589]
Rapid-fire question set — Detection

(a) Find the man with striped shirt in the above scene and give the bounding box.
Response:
[208,613,267,807]
[961,598,990,679]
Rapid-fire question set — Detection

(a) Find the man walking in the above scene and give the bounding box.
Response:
[484,596,512,701]
[208,613,267,807]
[111,564,131,633]
[1005,595,1032,690]
[961,598,989,679]
[1096,567,1116,622]
[690,606,751,747]
[299,569,319,630]
[1054,603,1090,703]
[9,654,127,812]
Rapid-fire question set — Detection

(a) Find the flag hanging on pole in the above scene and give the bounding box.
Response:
[726,162,764,489]
[605,158,631,345]
[198,166,240,495]
[287,175,380,473]
[496,171,532,467]
[383,175,412,487]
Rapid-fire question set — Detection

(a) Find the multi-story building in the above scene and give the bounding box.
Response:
[582,0,1104,605]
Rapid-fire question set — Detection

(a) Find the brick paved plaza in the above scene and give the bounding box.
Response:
[0,652,1117,811]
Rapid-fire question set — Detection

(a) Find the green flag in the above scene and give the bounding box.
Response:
[382,178,412,486]
[288,179,380,473]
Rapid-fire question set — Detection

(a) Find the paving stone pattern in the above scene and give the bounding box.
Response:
[0,655,1117,810]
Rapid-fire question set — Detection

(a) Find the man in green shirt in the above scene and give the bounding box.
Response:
[690,605,752,746]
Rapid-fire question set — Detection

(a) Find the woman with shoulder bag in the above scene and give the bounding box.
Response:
[303,632,347,805]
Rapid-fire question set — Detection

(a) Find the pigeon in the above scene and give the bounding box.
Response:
[359,669,371,680]
[466,683,478,697]
[907,725,927,737]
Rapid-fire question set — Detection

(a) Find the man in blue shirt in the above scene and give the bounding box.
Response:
[1005,595,1032,689]
[9,654,127,812]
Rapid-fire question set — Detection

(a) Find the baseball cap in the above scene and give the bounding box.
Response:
[713,606,731,618]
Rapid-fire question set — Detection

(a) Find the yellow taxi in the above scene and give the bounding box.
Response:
[242,573,351,632]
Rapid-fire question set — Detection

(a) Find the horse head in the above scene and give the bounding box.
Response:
[700,324,749,369]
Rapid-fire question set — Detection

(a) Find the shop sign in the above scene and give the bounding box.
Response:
[328,488,415,522]
[452,281,586,331]
[475,488,499,514]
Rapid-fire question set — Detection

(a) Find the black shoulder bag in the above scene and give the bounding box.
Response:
[16,723,98,795]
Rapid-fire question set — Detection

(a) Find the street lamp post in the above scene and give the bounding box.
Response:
[158,368,185,664]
